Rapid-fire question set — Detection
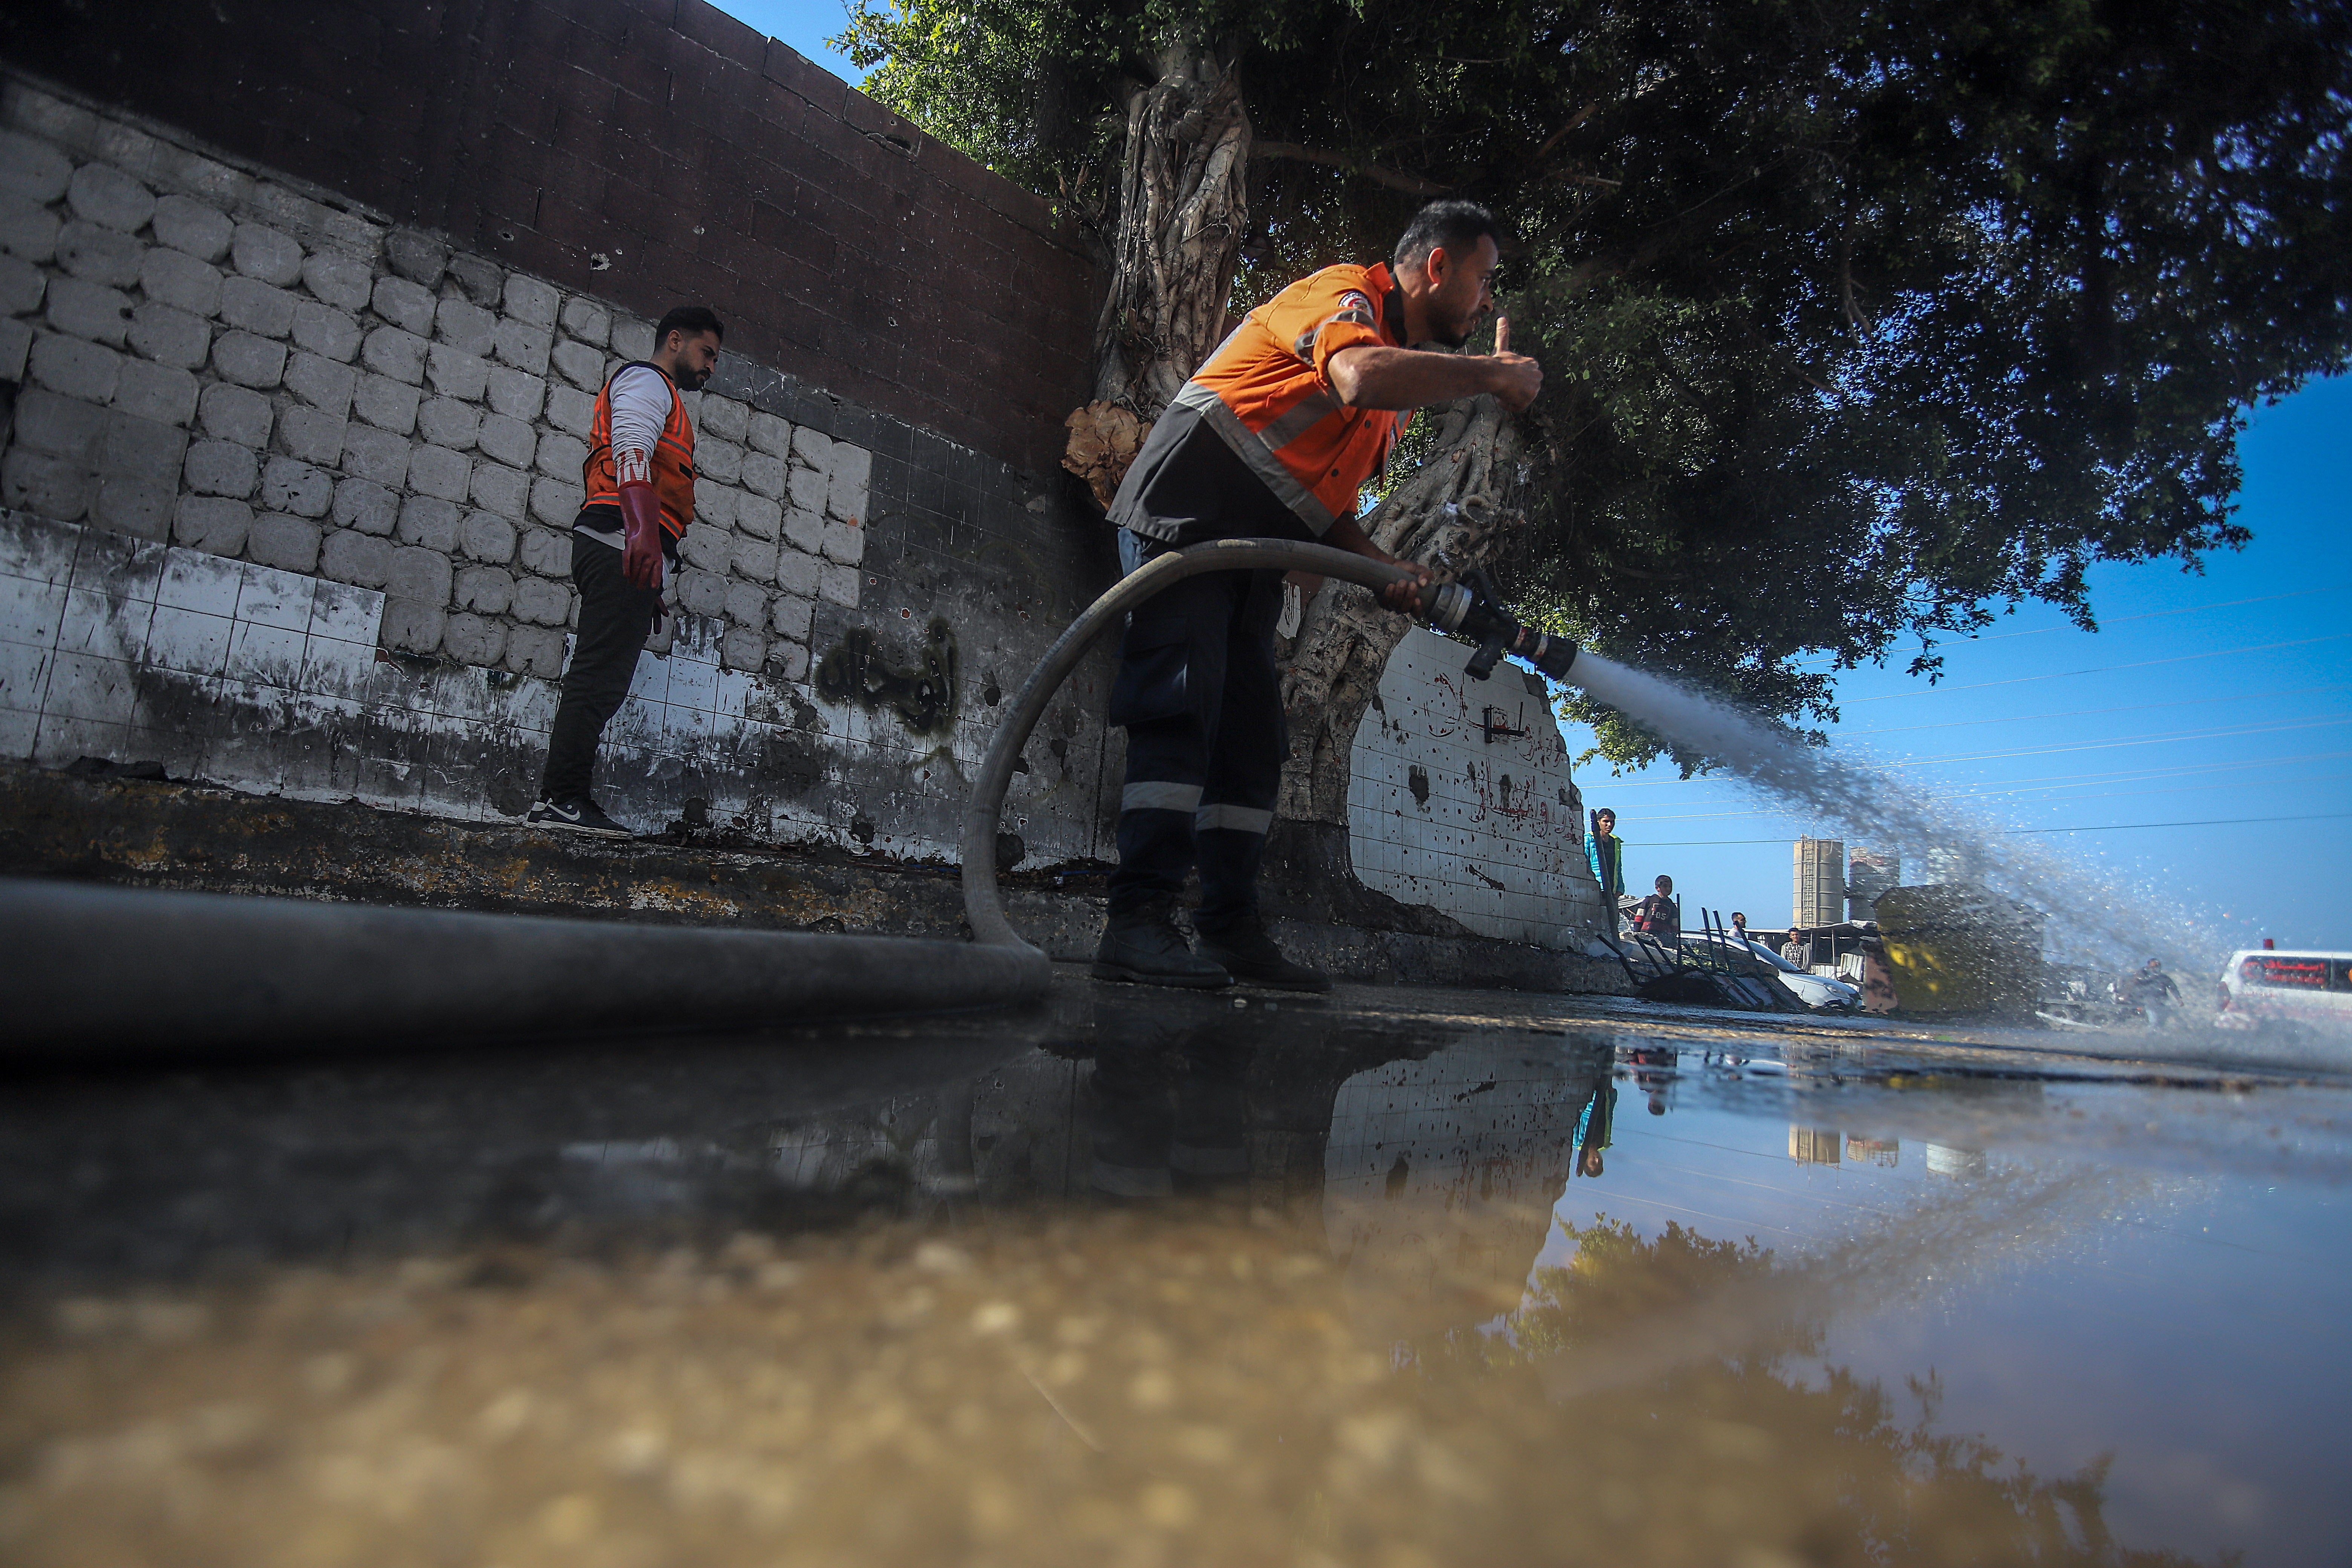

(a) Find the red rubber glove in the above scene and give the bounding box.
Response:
[618,478,665,590]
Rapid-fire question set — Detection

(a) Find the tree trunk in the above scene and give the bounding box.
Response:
[1092,42,1252,416]
[1278,396,1531,825]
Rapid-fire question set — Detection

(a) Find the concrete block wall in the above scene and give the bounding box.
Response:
[0,80,868,690]
[0,82,1121,862]
[1347,629,1606,949]
[0,0,1096,475]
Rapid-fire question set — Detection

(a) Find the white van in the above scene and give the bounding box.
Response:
[2218,950,2352,1028]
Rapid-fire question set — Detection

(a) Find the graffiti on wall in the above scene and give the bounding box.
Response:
[1346,628,1606,950]
[814,618,959,738]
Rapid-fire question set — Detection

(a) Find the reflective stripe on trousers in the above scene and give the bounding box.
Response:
[1106,561,1285,926]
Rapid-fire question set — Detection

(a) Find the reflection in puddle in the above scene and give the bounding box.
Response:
[1,982,2346,1565]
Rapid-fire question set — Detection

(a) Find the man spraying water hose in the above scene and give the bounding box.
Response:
[1096,200,1544,990]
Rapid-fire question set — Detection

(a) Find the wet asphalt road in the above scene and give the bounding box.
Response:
[3,972,2347,1565]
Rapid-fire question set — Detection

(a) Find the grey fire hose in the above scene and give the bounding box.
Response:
[0,542,1569,1056]
[0,882,1047,1054]
[959,537,1579,951]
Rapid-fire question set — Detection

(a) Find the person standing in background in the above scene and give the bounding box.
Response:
[2127,958,2182,1029]
[1630,874,1680,939]
[1730,912,1749,945]
[525,306,724,837]
[1587,807,1625,917]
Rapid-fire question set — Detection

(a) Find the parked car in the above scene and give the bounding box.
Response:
[1680,931,1864,1011]
[2218,949,2352,1029]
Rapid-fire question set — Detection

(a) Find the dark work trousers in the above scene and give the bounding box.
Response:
[538,528,665,805]
[1106,547,1287,929]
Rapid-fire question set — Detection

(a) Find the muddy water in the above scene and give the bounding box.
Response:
[3,981,2349,1566]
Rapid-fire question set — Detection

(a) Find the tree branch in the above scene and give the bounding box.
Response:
[1251,141,1449,196]
[1531,102,1602,164]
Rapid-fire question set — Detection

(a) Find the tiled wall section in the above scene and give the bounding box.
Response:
[0,79,868,689]
[0,508,799,817]
[0,510,392,780]
[0,81,1122,859]
[1346,629,1606,949]
[0,504,1104,850]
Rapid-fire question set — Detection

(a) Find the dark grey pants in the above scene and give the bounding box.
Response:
[1105,558,1286,927]
[537,531,662,806]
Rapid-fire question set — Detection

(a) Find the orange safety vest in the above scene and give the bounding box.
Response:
[583,362,696,538]
[1173,261,1409,534]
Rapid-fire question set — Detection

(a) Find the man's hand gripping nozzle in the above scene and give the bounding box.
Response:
[1420,566,1579,683]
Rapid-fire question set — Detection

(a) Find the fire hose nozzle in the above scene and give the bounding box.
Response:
[1420,568,1578,684]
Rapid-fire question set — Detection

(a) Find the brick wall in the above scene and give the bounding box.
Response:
[0,0,1097,475]
[0,78,1122,865]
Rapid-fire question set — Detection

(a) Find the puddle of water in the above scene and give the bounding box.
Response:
[2,978,2348,1566]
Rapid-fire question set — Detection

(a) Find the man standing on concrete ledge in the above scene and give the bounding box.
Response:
[1095,199,1542,990]
[524,307,724,838]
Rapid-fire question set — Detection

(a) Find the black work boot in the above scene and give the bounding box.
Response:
[1194,913,1331,992]
[1093,897,1233,988]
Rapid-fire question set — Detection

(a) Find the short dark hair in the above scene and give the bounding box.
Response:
[655,305,725,348]
[1393,199,1503,271]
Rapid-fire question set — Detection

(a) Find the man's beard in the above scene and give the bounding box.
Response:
[673,364,712,391]
[1428,292,1481,349]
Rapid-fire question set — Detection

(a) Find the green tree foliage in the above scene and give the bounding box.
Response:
[842,0,2352,769]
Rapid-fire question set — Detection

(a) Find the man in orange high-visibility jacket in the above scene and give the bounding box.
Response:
[1096,199,1544,990]
[524,305,723,838]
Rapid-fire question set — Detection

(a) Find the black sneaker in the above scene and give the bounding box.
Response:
[1093,897,1232,988]
[524,796,633,838]
[1195,914,1331,992]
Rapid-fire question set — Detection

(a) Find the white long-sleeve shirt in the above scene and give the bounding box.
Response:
[575,365,678,544]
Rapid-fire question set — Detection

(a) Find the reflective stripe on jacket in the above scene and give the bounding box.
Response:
[584,361,696,538]
[1177,262,1410,535]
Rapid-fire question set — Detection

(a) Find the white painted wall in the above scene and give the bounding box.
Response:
[0,507,802,829]
[1347,628,1606,949]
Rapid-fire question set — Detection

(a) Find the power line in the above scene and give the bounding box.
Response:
[1930,749,2352,792]
[2011,772,2352,803]
[1788,584,2350,671]
[1576,747,2352,792]
[1881,715,2352,767]
[1844,683,2352,737]
[1638,810,2352,847]
[1619,772,2352,824]
[2005,811,2352,835]
[1846,634,2352,702]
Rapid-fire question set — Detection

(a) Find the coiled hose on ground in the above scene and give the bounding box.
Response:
[0,541,1573,1055]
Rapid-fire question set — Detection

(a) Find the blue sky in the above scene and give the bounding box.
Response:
[719,0,2349,955]
[1568,377,2351,954]
[717,0,863,77]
